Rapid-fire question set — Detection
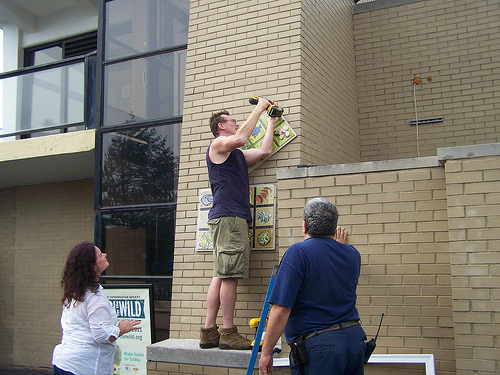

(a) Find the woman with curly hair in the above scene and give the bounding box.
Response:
[52,242,140,375]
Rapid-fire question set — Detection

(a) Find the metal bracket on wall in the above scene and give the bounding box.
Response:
[410,117,444,126]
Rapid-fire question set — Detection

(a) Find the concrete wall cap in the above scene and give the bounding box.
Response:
[353,0,425,14]
[147,339,274,369]
[437,143,500,163]
[277,156,440,180]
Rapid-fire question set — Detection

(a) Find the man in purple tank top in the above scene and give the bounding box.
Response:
[200,98,277,350]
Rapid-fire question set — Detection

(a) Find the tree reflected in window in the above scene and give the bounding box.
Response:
[101,124,180,207]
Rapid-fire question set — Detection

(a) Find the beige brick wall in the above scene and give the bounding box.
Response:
[445,156,500,375]
[354,0,500,161]
[0,188,17,366]
[147,361,432,375]
[157,1,499,374]
[155,152,500,375]
[300,0,360,164]
[172,0,361,343]
[147,362,288,375]
[147,362,431,375]
[3,1,499,374]
[276,165,456,375]
[172,0,306,342]
[0,180,94,368]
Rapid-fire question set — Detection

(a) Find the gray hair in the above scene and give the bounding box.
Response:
[303,198,338,237]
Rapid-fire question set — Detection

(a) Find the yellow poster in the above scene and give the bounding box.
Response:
[243,114,296,172]
[196,184,276,251]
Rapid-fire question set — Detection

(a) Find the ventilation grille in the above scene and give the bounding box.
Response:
[64,31,98,58]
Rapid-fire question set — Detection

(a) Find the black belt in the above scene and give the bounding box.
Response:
[303,320,361,341]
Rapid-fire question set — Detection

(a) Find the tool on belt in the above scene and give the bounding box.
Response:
[249,97,284,118]
[290,320,362,375]
[289,335,308,375]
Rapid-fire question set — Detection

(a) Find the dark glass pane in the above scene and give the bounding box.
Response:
[103,50,186,126]
[101,123,181,206]
[105,0,189,61]
[102,209,175,277]
[86,54,98,129]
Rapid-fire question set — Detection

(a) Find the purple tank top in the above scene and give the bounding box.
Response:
[206,145,252,222]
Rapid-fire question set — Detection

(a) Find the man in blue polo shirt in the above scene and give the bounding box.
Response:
[200,98,276,350]
[259,198,367,374]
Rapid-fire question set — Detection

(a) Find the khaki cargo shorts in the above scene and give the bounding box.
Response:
[208,216,250,278]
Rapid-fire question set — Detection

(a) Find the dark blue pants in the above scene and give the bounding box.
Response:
[290,324,367,375]
[53,366,75,375]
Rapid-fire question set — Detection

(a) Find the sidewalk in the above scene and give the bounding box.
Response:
[0,367,51,375]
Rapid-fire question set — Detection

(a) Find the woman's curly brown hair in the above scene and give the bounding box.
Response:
[61,242,100,307]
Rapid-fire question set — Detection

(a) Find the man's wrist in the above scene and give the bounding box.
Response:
[261,346,274,356]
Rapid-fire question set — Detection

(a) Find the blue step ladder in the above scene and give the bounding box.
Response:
[246,266,277,375]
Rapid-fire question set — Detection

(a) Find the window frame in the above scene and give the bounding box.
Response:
[24,31,98,67]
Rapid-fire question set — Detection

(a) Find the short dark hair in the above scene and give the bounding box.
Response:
[209,110,230,137]
[303,198,338,237]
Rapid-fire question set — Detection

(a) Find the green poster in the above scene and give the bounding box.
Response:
[242,114,296,171]
[197,184,276,251]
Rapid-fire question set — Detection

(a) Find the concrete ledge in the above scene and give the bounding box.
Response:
[147,340,436,375]
[148,339,265,369]
[0,129,95,188]
[0,129,95,161]
[277,156,440,180]
[353,0,425,14]
[276,143,500,181]
[437,143,500,163]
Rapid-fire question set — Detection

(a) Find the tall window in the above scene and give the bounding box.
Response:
[96,0,189,341]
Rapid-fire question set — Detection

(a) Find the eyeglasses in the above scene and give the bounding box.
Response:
[221,118,237,124]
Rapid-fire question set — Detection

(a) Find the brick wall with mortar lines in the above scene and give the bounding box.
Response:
[300,0,361,165]
[147,357,438,375]
[0,180,94,368]
[0,188,17,366]
[172,0,309,341]
[276,166,456,375]
[445,156,500,375]
[354,0,500,161]
[147,356,435,375]
[147,362,289,375]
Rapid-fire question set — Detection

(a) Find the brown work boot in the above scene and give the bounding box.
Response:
[219,326,253,350]
[199,325,220,349]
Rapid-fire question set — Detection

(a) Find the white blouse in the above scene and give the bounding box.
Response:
[52,285,120,375]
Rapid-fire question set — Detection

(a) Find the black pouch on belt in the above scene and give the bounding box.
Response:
[289,335,308,375]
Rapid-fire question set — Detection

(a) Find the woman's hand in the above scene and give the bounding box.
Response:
[119,319,141,336]
[109,319,141,342]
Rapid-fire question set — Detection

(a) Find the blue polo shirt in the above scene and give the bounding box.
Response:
[269,237,361,342]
